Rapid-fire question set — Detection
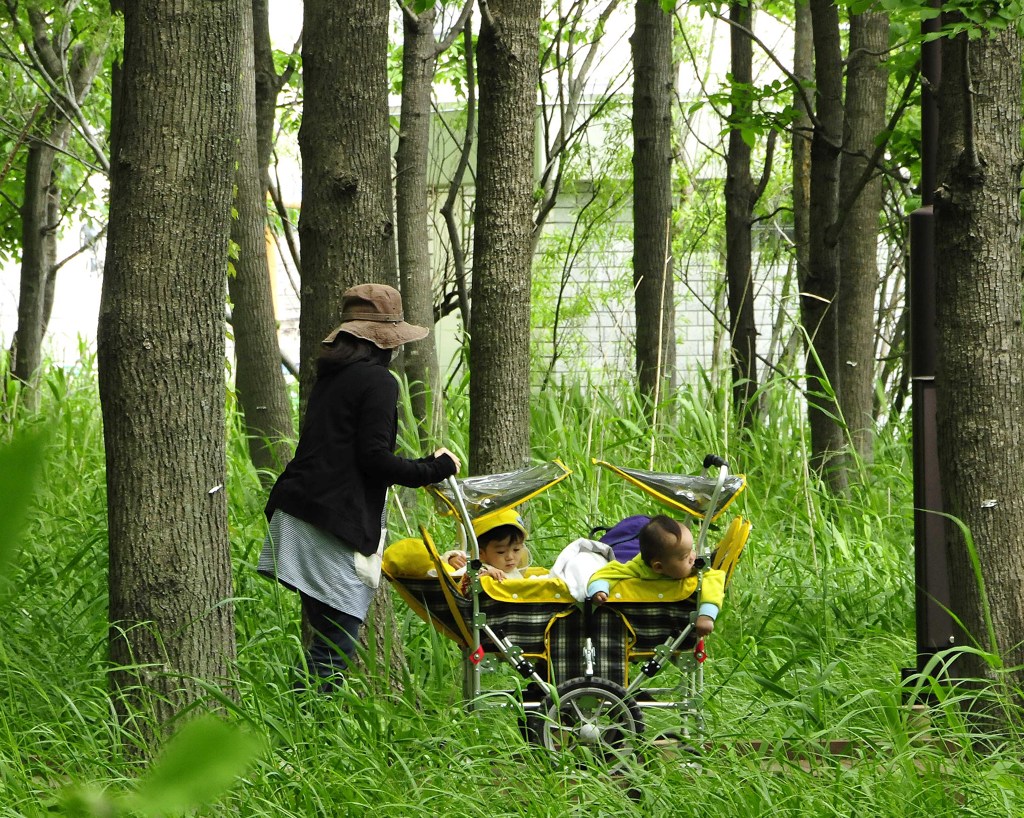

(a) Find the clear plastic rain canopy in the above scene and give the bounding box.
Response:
[593,460,745,521]
[429,461,572,520]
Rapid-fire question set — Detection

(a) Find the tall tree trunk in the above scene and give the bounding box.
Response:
[792,0,813,306]
[299,0,397,409]
[631,0,675,404]
[724,0,758,425]
[469,0,541,473]
[802,0,847,493]
[396,6,442,443]
[934,20,1024,686]
[836,10,889,467]
[299,0,408,687]
[99,0,242,747]
[229,0,294,482]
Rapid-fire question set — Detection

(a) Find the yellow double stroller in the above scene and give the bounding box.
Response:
[382,456,750,766]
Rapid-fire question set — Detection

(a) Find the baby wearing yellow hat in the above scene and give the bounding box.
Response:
[440,508,530,582]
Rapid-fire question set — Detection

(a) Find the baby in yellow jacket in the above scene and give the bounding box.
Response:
[587,514,724,636]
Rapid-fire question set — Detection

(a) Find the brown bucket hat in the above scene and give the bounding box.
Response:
[322,283,429,350]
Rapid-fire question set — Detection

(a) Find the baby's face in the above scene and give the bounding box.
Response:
[480,537,524,573]
[655,529,696,579]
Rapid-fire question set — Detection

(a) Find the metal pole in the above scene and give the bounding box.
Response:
[906,2,954,677]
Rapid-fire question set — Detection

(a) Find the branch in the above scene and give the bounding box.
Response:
[435,0,473,55]
[534,0,623,228]
[53,222,106,274]
[478,0,497,34]
[277,33,302,93]
[751,128,777,206]
[268,169,302,276]
[398,0,420,27]
[750,204,788,226]
[0,102,40,186]
[0,14,110,172]
[25,6,64,80]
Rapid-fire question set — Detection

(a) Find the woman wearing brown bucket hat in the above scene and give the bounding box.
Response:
[259,283,461,692]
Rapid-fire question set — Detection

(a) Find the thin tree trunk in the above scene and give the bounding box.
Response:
[631,0,675,405]
[11,136,62,403]
[724,0,758,425]
[468,0,541,473]
[792,0,813,300]
[10,25,106,404]
[396,6,442,443]
[99,0,242,748]
[229,0,294,482]
[836,9,889,467]
[934,20,1024,688]
[802,0,847,493]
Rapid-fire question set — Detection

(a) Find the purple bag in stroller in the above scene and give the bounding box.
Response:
[596,515,651,563]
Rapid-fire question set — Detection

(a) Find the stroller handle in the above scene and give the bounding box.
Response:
[445,475,478,559]
[695,456,730,556]
[702,454,729,470]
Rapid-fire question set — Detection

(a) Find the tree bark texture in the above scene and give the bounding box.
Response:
[11,33,105,404]
[298,0,398,410]
[792,0,813,297]
[396,7,443,443]
[98,0,242,743]
[724,1,758,424]
[631,0,675,403]
[802,0,847,493]
[934,22,1024,682]
[230,0,295,481]
[836,9,889,466]
[469,0,540,473]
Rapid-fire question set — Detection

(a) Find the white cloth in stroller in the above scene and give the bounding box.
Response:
[547,538,613,601]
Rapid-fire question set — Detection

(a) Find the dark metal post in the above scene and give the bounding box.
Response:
[907,5,954,675]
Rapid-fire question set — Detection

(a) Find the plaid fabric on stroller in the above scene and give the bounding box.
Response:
[383,457,750,765]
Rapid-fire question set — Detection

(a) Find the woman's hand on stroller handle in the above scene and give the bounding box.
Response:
[434,447,461,473]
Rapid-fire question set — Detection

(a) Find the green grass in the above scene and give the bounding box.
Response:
[2,357,1023,817]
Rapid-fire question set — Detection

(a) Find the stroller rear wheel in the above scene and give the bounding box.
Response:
[536,677,644,770]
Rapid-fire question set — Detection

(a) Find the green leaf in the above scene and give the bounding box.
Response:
[127,717,264,816]
[0,429,48,575]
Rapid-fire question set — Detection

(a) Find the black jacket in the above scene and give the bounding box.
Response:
[265,359,457,555]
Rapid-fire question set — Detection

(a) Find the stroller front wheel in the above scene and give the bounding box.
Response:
[536,676,644,770]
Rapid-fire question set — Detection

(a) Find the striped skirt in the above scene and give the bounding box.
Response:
[258,509,375,620]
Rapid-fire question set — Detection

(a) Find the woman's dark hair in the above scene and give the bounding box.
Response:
[317,332,389,377]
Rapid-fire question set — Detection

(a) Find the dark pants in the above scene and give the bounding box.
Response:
[300,592,361,691]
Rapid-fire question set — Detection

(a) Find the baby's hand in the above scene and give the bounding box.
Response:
[447,552,467,569]
[481,567,506,582]
[695,614,715,636]
[591,591,608,605]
